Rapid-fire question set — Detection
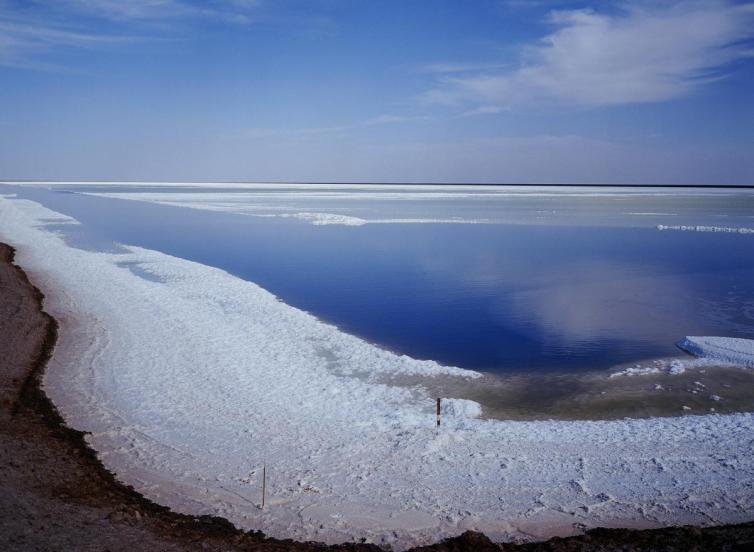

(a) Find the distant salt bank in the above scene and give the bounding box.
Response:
[678,336,754,369]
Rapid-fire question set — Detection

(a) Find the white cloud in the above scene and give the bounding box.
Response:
[0,0,262,68]
[58,0,260,22]
[0,21,131,45]
[61,1,190,20]
[424,1,754,107]
[0,19,140,68]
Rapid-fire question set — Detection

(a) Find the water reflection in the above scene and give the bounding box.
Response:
[4,183,754,379]
[504,260,696,343]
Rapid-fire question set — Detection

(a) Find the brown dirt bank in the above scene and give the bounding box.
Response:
[1,241,752,552]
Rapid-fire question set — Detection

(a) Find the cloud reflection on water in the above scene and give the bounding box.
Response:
[502,261,697,345]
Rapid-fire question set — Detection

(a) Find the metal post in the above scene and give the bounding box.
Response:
[261,463,266,509]
[436,397,441,427]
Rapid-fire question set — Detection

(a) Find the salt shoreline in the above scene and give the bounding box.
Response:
[0,242,293,551]
[4,239,754,551]
[3,194,754,550]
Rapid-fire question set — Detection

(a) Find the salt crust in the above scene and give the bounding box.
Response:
[657,224,754,234]
[2,195,754,549]
[609,357,724,377]
[76,192,494,225]
[678,337,754,369]
[610,337,754,378]
[278,212,490,226]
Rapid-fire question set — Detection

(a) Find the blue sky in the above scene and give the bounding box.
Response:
[1,0,753,183]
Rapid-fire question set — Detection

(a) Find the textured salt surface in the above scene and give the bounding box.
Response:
[2,195,754,549]
[658,224,754,234]
[609,357,724,377]
[261,212,491,226]
[27,182,751,231]
[70,191,498,225]
[678,337,754,369]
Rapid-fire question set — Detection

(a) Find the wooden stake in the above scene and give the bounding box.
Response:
[261,463,266,509]
[436,397,441,427]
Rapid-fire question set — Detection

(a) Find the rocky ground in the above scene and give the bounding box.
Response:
[1,241,753,551]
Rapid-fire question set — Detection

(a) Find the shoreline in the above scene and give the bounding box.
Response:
[0,242,381,551]
[3,241,754,550]
[9,184,754,424]
[3,192,754,548]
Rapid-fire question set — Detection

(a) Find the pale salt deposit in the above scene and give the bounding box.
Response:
[678,336,754,369]
[269,212,490,226]
[657,224,754,234]
[608,356,720,377]
[2,194,754,550]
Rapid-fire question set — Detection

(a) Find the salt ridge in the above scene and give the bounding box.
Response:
[280,212,490,226]
[2,195,754,549]
[678,336,754,369]
[657,224,754,235]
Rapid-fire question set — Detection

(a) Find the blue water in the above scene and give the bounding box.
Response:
[6,184,754,375]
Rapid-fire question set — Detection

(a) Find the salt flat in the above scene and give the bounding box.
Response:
[1,193,754,549]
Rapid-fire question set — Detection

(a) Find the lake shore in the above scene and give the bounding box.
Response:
[0,242,381,551]
[3,240,754,551]
[4,190,754,549]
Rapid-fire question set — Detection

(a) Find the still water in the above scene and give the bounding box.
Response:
[4,183,754,418]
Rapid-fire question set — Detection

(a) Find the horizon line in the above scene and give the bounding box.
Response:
[3,180,754,189]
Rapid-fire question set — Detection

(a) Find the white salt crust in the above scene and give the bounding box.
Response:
[678,336,754,369]
[2,195,754,550]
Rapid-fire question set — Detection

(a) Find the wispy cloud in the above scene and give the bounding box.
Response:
[500,0,578,10]
[363,114,431,126]
[459,105,509,117]
[57,0,261,22]
[418,62,510,74]
[244,114,432,140]
[60,1,192,21]
[0,20,135,46]
[423,1,754,108]
[0,0,262,68]
[0,18,143,69]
